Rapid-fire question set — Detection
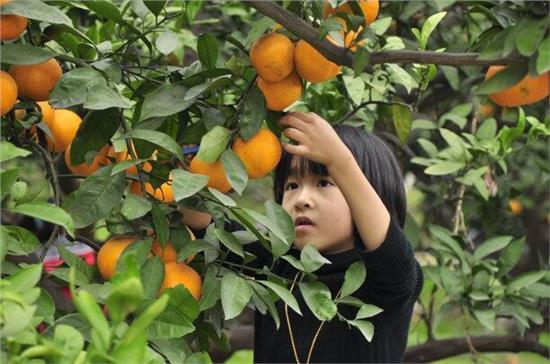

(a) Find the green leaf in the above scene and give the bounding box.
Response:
[49,68,107,108]
[209,188,236,206]
[156,30,179,56]
[121,194,152,220]
[386,64,418,93]
[370,16,392,35]
[171,169,208,201]
[1,226,40,256]
[472,309,495,331]
[81,0,123,22]
[84,84,133,110]
[507,271,546,293]
[53,325,84,362]
[147,307,195,339]
[537,37,550,74]
[63,165,126,228]
[221,149,248,195]
[245,17,275,47]
[259,280,302,316]
[355,304,383,319]
[122,129,183,160]
[151,203,169,247]
[515,19,548,57]
[420,11,447,50]
[0,141,31,162]
[476,63,528,94]
[197,33,219,69]
[474,236,513,261]
[72,288,111,350]
[144,0,167,16]
[476,118,497,140]
[1,169,19,199]
[352,46,370,77]
[340,261,366,298]
[299,281,337,321]
[69,108,120,165]
[140,84,201,121]
[199,265,222,311]
[214,229,244,257]
[349,319,375,342]
[112,332,147,363]
[195,126,232,163]
[2,0,72,25]
[0,44,55,66]
[498,238,524,276]
[185,352,213,364]
[265,200,295,246]
[300,245,331,273]
[221,272,253,320]
[424,161,464,175]
[120,293,170,344]
[141,257,164,300]
[521,283,550,299]
[9,202,74,237]
[392,104,412,144]
[7,264,42,292]
[239,85,266,140]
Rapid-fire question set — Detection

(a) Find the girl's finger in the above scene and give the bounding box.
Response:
[289,111,317,123]
[279,114,306,129]
[282,141,307,156]
[282,127,306,144]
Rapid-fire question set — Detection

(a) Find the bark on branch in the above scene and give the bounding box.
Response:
[247,1,523,69]
[404,335,550,362]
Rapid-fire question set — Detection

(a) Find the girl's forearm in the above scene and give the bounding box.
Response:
[327,150,391,252]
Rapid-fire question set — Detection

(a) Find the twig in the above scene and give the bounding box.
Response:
[336,99,411,124]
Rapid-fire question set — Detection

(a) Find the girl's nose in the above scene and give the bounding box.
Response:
[294,188,313,210]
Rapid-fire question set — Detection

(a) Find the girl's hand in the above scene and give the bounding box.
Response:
[278,112,352,168]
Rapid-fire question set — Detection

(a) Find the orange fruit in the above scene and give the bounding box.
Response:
[151,227,196,263]
[97,236,136,280]
[14,101,54,123]
[257,71,303,111]
[188,157,232,193]
[479,102,494,119]
[250,32,295,82]
[159,262,202,300]
[0,14,28,41]
[129,179,174,203]
[508,199,522,216]
[8,58,62,101]
[232,128,282,179]
[322,0,379,26]
[43,109,82,153]
[485,66,549,107]
[65,143,111,176]
[0,0,12,6]
[1,71,17,117]
[294,38,341,83]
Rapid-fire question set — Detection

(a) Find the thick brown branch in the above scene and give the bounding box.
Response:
[404,335,550,363]
[247,1,523,68]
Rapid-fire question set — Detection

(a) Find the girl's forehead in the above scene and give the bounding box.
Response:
[287,156,329,179]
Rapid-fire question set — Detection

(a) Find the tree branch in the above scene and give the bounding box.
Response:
[404,335,550,363]
[247,1,523,69]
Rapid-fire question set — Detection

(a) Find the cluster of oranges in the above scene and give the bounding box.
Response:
[96,228,202,300]
[249,0,379,112]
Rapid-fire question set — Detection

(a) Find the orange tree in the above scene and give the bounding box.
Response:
[1,1,548,363]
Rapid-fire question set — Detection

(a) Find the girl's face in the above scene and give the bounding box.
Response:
[281,171,355,255]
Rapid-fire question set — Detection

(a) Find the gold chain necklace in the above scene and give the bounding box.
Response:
[284,272,325,364]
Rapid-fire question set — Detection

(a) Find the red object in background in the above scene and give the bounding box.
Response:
[36,322,48,333]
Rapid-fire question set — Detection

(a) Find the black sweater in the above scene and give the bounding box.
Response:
[193,217,423,363]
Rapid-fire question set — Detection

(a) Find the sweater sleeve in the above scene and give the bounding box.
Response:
[189,220,273,271]
[357,217,421,311]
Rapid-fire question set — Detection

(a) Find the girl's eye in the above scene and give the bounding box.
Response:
[318,179,332,187]
[284,182,298,191]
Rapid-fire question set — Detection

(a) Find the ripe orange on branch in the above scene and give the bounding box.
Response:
[1,71,17,116]
[250,32,295,82]
[158,262,202,300]
[151,227,196,264]
[233,128,282,179]
[294,38,341,83]
[8,59,62,101]
[65,143,111,176]
[0,14,28,41]
[97,236,137,280]
[42,109,82,153]
[129,179,174,203]
[188,157,231,193]
[257,71,303,111]
[485,66,549,107]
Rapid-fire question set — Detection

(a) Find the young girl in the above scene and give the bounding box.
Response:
[186,112,423,363]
